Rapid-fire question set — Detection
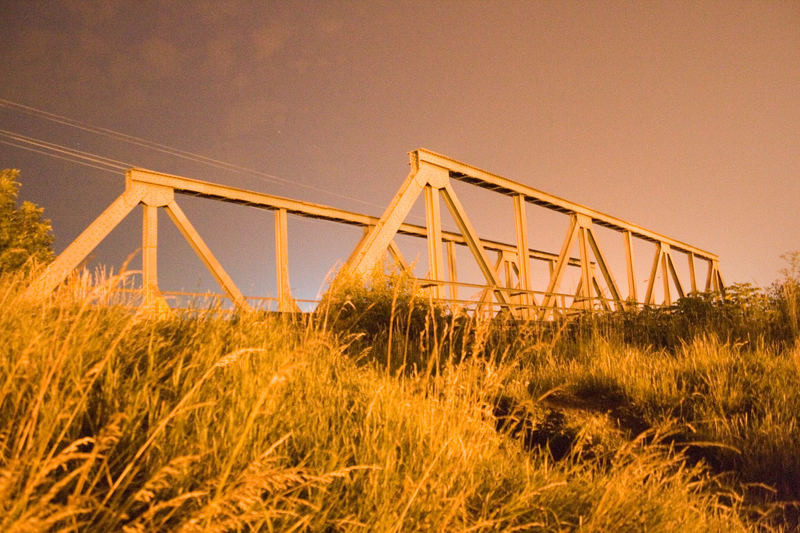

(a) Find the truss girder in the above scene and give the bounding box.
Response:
[27,149,723,317]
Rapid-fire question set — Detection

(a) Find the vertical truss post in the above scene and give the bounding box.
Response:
[446,240,458,306]
[502,255,514,310]
[424,184,445,299]
[274,208,294,312]
[503,253,514,289]
[623,230,637,304]
[576,215,593,310]
[141,201,171,315]
[688,252,698,294]
[513,194,532,316]
[142,204,160,308]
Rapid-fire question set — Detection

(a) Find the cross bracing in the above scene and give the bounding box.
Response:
[26,149,724,318]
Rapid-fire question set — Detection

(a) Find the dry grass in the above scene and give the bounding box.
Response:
[0,267,796,531]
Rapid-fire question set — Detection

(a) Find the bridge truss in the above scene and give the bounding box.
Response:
[27,148,724,318]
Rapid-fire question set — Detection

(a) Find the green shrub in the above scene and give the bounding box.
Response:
[0,169,53,274]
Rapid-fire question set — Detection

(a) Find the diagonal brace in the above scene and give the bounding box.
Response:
[538,215,579,318]
[26,186,144,298]
[345,166,433,275]
[164,200,250,310]
[439,182,511,309]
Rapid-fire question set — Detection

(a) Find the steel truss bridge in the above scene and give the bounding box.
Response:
[27,149,724,319]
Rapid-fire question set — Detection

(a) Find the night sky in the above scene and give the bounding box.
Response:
[2,1,799,304]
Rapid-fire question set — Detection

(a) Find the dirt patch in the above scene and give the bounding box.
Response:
[542,389,649,438]
[541,390,742,477]
[493,396,577,460]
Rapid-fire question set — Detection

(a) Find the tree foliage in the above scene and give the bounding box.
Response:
[0,169,53,274]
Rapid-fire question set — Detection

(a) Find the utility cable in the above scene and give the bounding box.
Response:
[0,129,131,170]
[0,98,398,213]
[0,139,124,175]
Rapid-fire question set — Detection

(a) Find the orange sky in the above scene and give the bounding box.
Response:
[1,1,798,300]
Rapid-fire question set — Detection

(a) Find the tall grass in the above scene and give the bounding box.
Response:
[0,266,796,530]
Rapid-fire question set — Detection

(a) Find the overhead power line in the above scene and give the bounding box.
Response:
[0,129,130,170]
[0,139,124,175]
[0,98,392,213]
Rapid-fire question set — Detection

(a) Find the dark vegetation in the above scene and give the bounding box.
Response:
[0,169,53,274]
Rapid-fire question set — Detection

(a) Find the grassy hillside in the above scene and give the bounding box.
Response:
[1,268,798,531]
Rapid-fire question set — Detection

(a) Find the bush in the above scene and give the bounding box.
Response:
[771,251,800,339]
[0,169,53,274]
[559,280,797,352]
[315,268,452,373]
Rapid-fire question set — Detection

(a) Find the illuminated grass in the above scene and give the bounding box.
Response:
[0,269,795,531]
